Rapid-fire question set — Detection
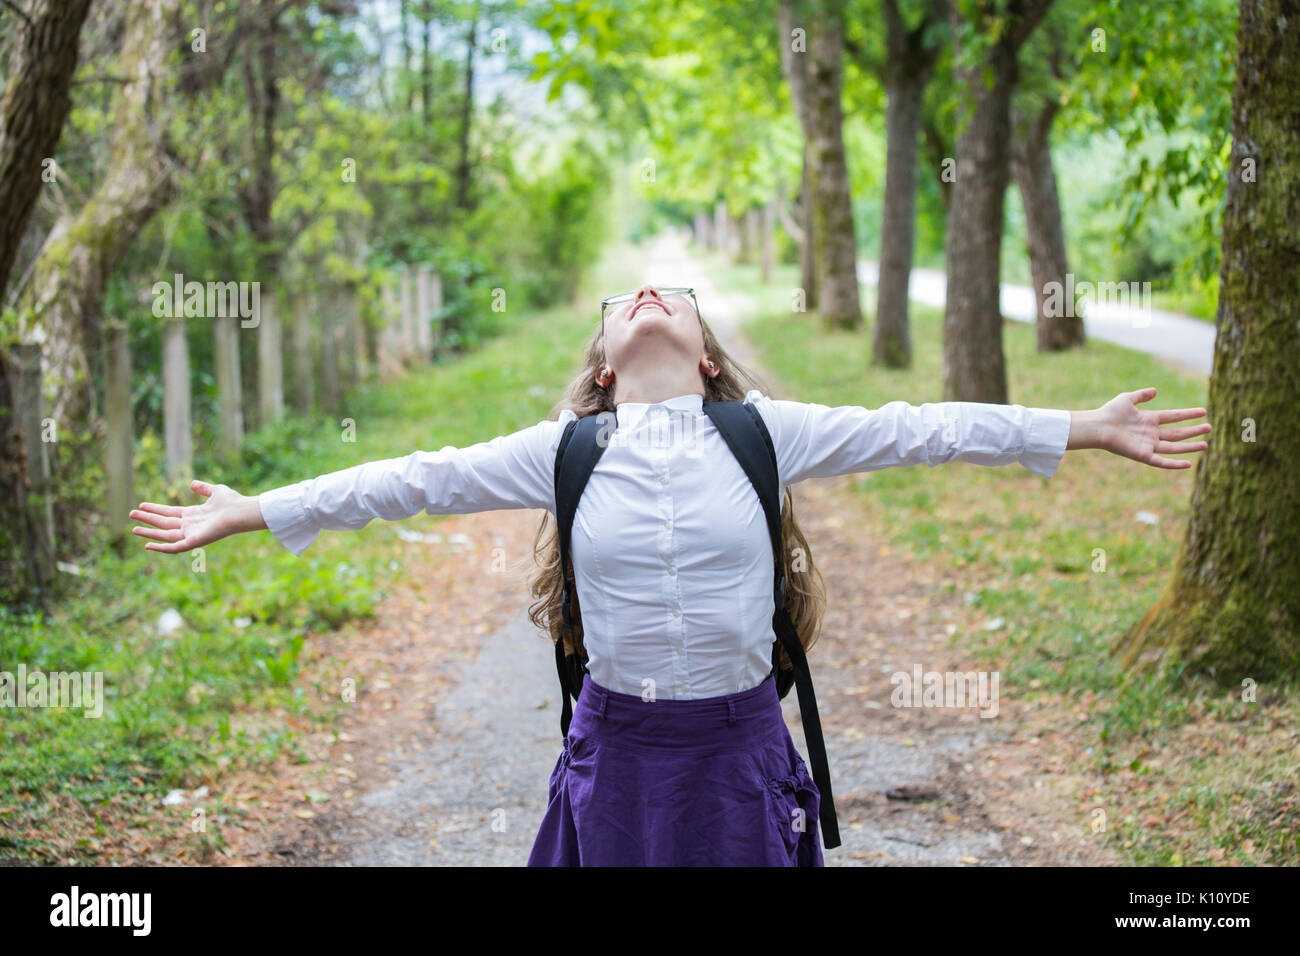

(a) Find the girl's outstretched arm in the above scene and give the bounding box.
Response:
[130,414,572,556]
[744,386,1209,487]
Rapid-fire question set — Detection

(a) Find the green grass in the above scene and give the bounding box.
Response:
[711,255,1299,867]
[0,243,643,864]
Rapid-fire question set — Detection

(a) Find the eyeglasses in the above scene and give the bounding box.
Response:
[600,287,701,335]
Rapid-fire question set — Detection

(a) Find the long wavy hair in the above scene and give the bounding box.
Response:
[526,314,827,674]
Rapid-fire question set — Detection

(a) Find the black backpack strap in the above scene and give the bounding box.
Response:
[552,410,615,738]
[703,399,841,850]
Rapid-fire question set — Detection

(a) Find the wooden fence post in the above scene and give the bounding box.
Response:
[400,264,416,364]
[104,321,133,540]
[428,268,443,357]
[359,286,377,381]
[377,281,397,378]
[161,317,192,485]
[415,263,432,360]
[291,289,315,415]
[738,210,755,264]
[8,344,55,589]
[319,296,340,416]
[340,285,359,389]
[213,314,243,466]
[257,286,284,427]
[761,201,776,284]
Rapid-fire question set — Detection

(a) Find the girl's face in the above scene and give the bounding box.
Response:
[601,285,706,372]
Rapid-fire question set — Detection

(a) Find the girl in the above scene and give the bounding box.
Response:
[129,284,1211,867]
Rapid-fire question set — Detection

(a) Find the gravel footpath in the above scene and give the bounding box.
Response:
[235,234,1115,867]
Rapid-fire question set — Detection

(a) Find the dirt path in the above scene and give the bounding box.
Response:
[225,234,1118,866]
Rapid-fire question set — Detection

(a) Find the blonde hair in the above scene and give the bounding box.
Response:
[526,314,827,674]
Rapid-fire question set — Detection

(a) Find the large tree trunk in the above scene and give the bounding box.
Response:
[942,0,1053,403]
[798,146,818,308]
[1119,0,1300,681]
[873,0,944,367]
[1012,99,1083,351]
[803,5,862,328]
[419,0,432,124]
[456,4,478,210]
[922,112,953,214]
[874,75,923,367]
[774,3,826,317]
[0,0,94,294]
[400,0,414,112]
[21,0,181,428]
[0,0,93,603]
[238,0,285,431]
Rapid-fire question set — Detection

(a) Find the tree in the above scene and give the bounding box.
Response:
[20,0,181,429]
[0,0,94,293]
[846,0,947,367]
[779,0,862,328]
[1010,12,1081,350]
[0,0,94,602]
[1120,0,1300,680]
[941,0,1053,403]
[457,2,479,209]
[779,7,820,310]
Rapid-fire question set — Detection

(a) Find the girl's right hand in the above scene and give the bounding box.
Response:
[130,479,266,553]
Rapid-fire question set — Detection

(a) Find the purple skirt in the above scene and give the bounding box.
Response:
[527,671,824,866]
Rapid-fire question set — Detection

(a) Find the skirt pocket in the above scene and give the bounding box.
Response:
[762,756,820,862]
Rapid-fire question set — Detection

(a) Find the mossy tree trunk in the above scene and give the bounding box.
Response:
[18,0,180,555]
[0,0,93,604]
[1120,0,1300,681]
[803,2,862,329]
[942,0,1054,404]
[780,0,860,328]
[22,0,180,429]
[1011,96,1083,352]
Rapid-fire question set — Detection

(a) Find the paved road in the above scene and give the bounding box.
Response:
[857,260,1215,375]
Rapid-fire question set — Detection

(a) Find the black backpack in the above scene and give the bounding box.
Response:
[551,399,841,849]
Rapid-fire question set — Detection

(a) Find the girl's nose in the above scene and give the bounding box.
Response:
[634,285,662,302]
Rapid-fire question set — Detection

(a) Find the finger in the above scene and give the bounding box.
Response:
[1128,386,1158,405]
[129,510,181,530]
[1155,407,1207,424]
[135,501,182,518]
[1148,454,1193,470]
[133,525,184,542]
[1154,440,1208,455]
[144,540,192,554]
[1157,424,1212,441]
[191,479,215,498]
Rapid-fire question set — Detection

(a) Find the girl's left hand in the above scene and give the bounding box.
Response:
[1092,387,1211,470]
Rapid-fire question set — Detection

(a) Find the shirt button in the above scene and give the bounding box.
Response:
[659,475,668,485]
[662,519,671,530]
[667,566,676,576]
[670,608,680,618]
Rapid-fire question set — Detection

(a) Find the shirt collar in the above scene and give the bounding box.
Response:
[615,392,703,430]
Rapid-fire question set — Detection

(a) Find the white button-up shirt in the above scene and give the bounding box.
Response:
[258,389,1071,700]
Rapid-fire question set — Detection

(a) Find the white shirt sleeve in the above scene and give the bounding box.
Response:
[743,388,1071,486]
[257,411,575,556]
